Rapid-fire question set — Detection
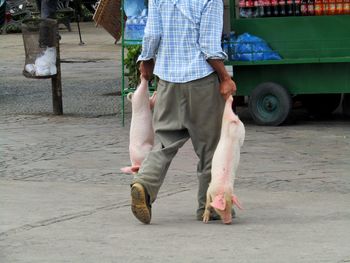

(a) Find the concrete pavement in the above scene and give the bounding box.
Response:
[1,22,350,263]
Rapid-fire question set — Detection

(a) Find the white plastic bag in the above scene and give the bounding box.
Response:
[34,47,57,76]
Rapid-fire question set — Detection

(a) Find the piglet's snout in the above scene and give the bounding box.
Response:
[223,214,232,224]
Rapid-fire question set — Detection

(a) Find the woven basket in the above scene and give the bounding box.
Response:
[93,0,123,41]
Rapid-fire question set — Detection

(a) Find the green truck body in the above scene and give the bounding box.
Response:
[226,0,350,124]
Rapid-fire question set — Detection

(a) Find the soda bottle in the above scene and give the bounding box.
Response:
[307,0,315,14]
[286,0,294,15]
[258,0,266,16]
[279,0,287,15]
[301,0,309,14]
[264,0,273,16]
[335,0,344,13]
[245,0,254,17]
[315,0,324,14]
[271,0,280,15]
[328,0,336,14]
[293,0,302,14]
[253,0,260,17]
[239,0,247,18]
[344,0,350,14]
[322,0,329,14]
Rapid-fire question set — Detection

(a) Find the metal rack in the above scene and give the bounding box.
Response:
[120,0,156,126]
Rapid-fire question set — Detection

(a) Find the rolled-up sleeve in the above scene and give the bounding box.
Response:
[137,0,162,62]
[199,0,227,60]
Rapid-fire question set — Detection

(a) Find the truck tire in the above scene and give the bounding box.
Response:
[248,82,292,126]
[300,94,341,117]
[342,94,350,117]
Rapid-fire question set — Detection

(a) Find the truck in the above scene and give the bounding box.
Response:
[225,0,350,125]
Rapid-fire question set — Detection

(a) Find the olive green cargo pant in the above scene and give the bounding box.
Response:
[132,73,225,217]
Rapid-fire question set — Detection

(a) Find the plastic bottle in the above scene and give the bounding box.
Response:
[300,0,308,15]
[293,0,302,15]
[264,0,273,16]
[239,0,247,18]
[124,19,133,41]
[286,0,294,15]
[344,0,350,14]
[315,0,324,14]
[279,0,287,15]
[271,0,280,15]
[123,0,146,17]
[245,0,254,17]
[258,0,265,16]
[253,0,260,17]
[322,0,328,14]
[335,0,344,14]
[328,0,336,14]
[307,0,315,15]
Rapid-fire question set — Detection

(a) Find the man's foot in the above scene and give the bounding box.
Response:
[131,183,152,224]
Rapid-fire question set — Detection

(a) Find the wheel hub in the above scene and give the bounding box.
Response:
[262,95,278,112]
[249,82,292,126]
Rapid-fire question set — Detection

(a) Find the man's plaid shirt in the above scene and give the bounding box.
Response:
[138,0,227,83]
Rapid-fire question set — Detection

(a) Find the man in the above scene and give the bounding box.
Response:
[35,0,57,19]
[36,0,58,45]
[131,0,236,224]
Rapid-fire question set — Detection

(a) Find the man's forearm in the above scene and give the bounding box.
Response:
[207,59,231,82]
[208,59,236,99]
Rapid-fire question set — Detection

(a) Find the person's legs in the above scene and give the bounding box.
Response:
[35,0,41,13]
[37,0,58,48]
[40,0,57,19]
[181,73,226,220]
[131,79,190,223]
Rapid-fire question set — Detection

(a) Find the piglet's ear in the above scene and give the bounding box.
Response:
[232,195,243,210]
[211,194,226,211]
[127,92,133,102]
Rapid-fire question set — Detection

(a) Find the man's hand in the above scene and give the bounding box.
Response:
[207,59,237,100]
[220,77,236,100]
[139,60,155,81]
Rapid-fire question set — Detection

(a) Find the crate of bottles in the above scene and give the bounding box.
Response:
[238,0,350,18]
[123,0,148,44]
[228,0,350,62]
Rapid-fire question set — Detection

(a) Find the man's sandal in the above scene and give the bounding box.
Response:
[131,183,152,224]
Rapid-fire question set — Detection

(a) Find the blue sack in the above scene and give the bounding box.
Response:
[234,33,281,61]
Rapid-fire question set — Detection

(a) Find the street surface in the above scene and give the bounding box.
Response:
[1,22,350,263]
